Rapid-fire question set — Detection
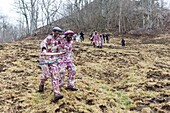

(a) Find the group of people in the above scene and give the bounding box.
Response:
[89,31,110,48]
[89,31,126,48]
[38,27,78,102]
[38,27,126,102]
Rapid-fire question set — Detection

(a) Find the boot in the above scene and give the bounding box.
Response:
[66,86,78,91]
[53,93,63,103]
[38,84,44,92]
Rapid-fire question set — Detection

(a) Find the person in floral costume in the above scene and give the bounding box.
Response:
[57,30,78,91]
[92,31,99,47]
[38,27,65,102]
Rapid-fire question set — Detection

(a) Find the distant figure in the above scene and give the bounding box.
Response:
[73,33,77,41]
[89,31,95,44]
[98,34,104,48]
[89,33,93,41]
[80,31,84,42]
[75,34,81,42]
[106,33,109,43]
[121,35,125,47]
[103,34,106,43]
[92,31,99,47]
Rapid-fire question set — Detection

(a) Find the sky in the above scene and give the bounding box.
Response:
[0,0,170,24]
[0,0,18,21]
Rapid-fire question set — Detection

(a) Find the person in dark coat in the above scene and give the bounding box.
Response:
[121,35,125,47]
[106,33,109,43]
[80,31,84,42]
[103,33,106,43]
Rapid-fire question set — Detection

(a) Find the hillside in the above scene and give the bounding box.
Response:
[0,34,170,113]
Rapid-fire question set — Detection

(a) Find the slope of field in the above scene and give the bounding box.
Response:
[0,34,170,113]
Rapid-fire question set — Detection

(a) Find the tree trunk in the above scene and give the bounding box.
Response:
[119,0,122,33]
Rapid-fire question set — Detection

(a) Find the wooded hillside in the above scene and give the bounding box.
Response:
[0,0,170,42]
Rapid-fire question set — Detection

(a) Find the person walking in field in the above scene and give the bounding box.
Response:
[102,33,106,43]
[92,31,99,47]
[80,31,84,42]
[106,33,110,43]
[121,34,125,47]
[98,34,104,48]
[89,31,95,44]
[57,30,78,91]
[38,27,66,102]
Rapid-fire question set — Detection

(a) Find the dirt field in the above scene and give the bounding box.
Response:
[0,34,170,113]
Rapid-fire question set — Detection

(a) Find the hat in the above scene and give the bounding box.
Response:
[52,27,63,32]
[64,30,74,35]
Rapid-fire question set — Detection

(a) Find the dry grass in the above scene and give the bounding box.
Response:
[0,34,170,113]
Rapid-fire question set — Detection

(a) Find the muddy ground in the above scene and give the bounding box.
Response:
[0,34,170,113]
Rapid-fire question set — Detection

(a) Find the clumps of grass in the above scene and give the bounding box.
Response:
[92,82,133,112]
[113,74,145,89]
[31,93,44,104]
[114,91,133,110]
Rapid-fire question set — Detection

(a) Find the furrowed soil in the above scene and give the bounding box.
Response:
[0,34,170,113]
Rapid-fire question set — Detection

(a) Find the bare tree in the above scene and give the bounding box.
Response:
[41,0,62,25]
[27,0,39,35]
[0,15,21,42]
[0,16,8,42]
[15,0,30,34]
[15,0,39,35]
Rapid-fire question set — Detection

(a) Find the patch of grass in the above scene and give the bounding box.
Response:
[129,91,159,99]
[113,74,144,88]
[114,91,133,110]
[85,62,104,73]
[31,93,44,104]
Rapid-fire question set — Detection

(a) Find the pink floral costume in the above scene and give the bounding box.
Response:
[39,35,61,94]
[98,35,104,47]
[93,34,99,47]
[57,38,76,88]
